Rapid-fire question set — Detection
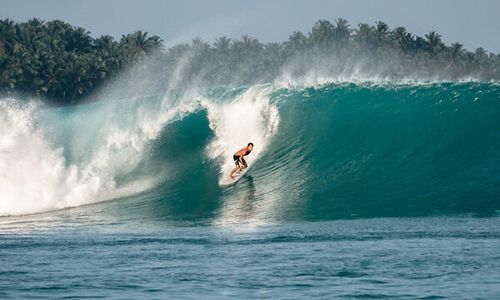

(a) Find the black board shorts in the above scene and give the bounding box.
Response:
[233,155,246,166]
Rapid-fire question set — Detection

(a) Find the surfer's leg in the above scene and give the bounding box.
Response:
[230,160,241,179]
[230,165,241,179]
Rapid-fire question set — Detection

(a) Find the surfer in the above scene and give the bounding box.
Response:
[229,142,254,179]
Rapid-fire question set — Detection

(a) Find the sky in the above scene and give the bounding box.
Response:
[1,0,500,53]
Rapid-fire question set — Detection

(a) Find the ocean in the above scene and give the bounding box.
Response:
[1,81,499,298]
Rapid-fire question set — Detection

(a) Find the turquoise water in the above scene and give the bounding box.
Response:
[1,212,499,299]
[1,82,499,298]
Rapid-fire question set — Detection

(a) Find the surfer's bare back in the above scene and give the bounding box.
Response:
[229,142,254,179]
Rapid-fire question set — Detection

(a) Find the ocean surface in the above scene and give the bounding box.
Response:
[1,81,499,298]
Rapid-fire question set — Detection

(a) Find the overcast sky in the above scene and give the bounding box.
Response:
[2,0,500,53]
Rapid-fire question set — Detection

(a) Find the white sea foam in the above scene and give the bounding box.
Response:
[202,85,280,184]
[0,95,198,216]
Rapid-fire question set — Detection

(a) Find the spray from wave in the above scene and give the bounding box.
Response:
[0,96,184,215]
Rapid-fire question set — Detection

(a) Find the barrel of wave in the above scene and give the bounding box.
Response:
[201,86,280,186]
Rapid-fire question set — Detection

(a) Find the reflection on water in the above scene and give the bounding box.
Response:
[214,176,261,226]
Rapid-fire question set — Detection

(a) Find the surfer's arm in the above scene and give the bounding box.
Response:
[240,155,247,168]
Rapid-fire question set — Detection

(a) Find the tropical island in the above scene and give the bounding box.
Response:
[1,17,499,105]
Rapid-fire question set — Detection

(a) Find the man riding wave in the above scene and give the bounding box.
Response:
[229,142,254,179]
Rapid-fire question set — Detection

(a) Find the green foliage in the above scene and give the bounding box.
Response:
[0,18,163,104]
[0,18,498,105]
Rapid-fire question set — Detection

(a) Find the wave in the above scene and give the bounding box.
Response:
[1,81,499,221]
[0,92,199,215]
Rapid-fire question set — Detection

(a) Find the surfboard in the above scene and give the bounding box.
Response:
[219,168,249,186]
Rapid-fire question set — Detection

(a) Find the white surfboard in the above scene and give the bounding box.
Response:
[219,168,249,186]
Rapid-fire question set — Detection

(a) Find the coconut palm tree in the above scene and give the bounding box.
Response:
[391,26,415,54]
[119,31,163,62]
[375,21,390,46]
[310,20,335,53]
[213,36,231,54]
[449,43,464,62]
[0,19,16,53]
[424,31,444,55]
[285,31,309,55]
[334,18,351,48]
[353,23,376,53]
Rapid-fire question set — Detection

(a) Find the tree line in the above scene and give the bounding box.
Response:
[1,18,499,104]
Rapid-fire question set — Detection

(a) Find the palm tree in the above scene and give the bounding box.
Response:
[375,21,390,46]
[120,31,164,62]
[334,18,351,48]
[449,42,464,62]
[231,35,262,59]
[391,26,415,54]
[192,38,210,54]
[353,23,376,53]
[258,42,284,78]
[0,19,16,53]
[6,43,38,89]
[213,36,231,54]
[424,31,444,55]
[285,31,309,55]
[310,20,335,53]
